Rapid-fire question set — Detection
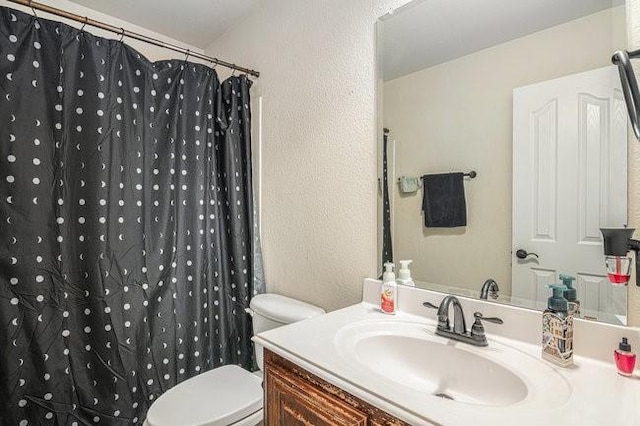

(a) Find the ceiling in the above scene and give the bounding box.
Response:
[67,0,258,48]
[380,0,625,81]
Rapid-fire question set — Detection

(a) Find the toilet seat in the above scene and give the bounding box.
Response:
[145,365,263,426]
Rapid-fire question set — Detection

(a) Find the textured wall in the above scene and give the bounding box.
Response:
[206,0,411,311]
[384,8,624,296]
[627,0,640,326]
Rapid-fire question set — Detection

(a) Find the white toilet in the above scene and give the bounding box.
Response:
[143,294,325,426]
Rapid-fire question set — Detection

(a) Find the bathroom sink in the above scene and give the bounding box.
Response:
[335,320,571,408]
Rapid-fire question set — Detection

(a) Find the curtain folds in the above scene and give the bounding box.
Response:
[381,131,393,272]
[0,7,263,425]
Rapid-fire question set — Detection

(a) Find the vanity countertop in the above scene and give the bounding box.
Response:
[254,283,640,426]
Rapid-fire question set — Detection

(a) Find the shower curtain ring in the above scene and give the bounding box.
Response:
[29,0,38,18]
[80,16,88,32]
[118,28,125,42]
[185,49,190,62]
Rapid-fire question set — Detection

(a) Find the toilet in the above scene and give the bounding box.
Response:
[143,293,325,426]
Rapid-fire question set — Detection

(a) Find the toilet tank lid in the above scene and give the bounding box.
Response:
[249,293,325,323]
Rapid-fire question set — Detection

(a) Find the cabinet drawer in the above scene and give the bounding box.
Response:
[264,350,409,426]
[266,364,367,426]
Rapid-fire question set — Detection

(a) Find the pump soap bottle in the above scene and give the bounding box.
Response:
[542,284,574,367]
[381,262,397,315]
[560,274,580,317]
[397,260,415,287]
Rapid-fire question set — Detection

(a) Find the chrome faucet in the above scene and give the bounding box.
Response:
[479,278,499,300]
[423,295,503,346]
[437,295,467,335]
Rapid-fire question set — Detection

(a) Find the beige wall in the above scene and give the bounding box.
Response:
[0,0,205,63]
[383,7,625,296]
[206,0,412,312]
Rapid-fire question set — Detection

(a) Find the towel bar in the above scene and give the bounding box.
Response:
[396,170,477,183]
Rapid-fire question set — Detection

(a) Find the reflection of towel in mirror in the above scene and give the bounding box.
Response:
[421,173,467,227]
[399,176,422,193]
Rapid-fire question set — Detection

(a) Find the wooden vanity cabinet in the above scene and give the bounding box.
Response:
[264,349,408,426]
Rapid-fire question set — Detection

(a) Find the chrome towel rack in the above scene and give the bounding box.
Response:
[397,170,477,183]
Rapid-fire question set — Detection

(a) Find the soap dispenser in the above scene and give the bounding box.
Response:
[542,284,574,367]
[560,274,579,317]
[380,262,397,315]
[397,260,415,287]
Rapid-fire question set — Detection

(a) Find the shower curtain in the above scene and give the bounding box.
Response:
[0,7,263,425]
[381,131,393,271]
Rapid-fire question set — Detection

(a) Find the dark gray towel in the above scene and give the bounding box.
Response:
[421,173,467,227]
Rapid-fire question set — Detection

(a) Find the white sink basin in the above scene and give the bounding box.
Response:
[335,320,571,408]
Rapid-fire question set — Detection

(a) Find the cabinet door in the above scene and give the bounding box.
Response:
[266,366,367,426]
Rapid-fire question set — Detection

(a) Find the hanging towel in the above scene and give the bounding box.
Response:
[421,173,467,227]
[399,176,422,193]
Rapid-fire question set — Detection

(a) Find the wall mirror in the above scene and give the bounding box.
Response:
[377,0,629,325]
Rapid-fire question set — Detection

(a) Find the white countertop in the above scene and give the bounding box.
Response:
[255,295,640,426]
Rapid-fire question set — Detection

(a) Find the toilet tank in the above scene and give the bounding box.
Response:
[248,293,325,370]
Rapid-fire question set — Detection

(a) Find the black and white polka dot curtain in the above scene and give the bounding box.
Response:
[381,132,393,272]
[0,7,263,425]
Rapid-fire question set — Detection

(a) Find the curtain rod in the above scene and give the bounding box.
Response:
[7,0,260,78]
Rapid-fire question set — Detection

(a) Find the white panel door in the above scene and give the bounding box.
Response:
[512,66,627,323]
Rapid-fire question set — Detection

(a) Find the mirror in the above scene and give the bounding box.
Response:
[377,0,629,325]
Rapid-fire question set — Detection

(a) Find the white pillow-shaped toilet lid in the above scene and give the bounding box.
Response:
[145,365,263,426]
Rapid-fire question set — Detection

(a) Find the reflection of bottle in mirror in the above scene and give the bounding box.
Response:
[381,262,397,315]
[560,275,579,317]
[605,256,632,285]
[614,337,636,377]
[397,260,415,287]
[600,228,635,285]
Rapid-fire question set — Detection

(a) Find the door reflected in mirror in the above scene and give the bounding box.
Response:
[377,0,628,325]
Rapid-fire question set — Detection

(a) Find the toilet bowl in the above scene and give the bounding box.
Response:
[143,294,325,426]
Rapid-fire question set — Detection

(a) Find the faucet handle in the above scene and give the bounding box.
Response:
[470,312,503,346]
[423,301,450,330]
[473,312,503,324]
[422,301,439,309]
